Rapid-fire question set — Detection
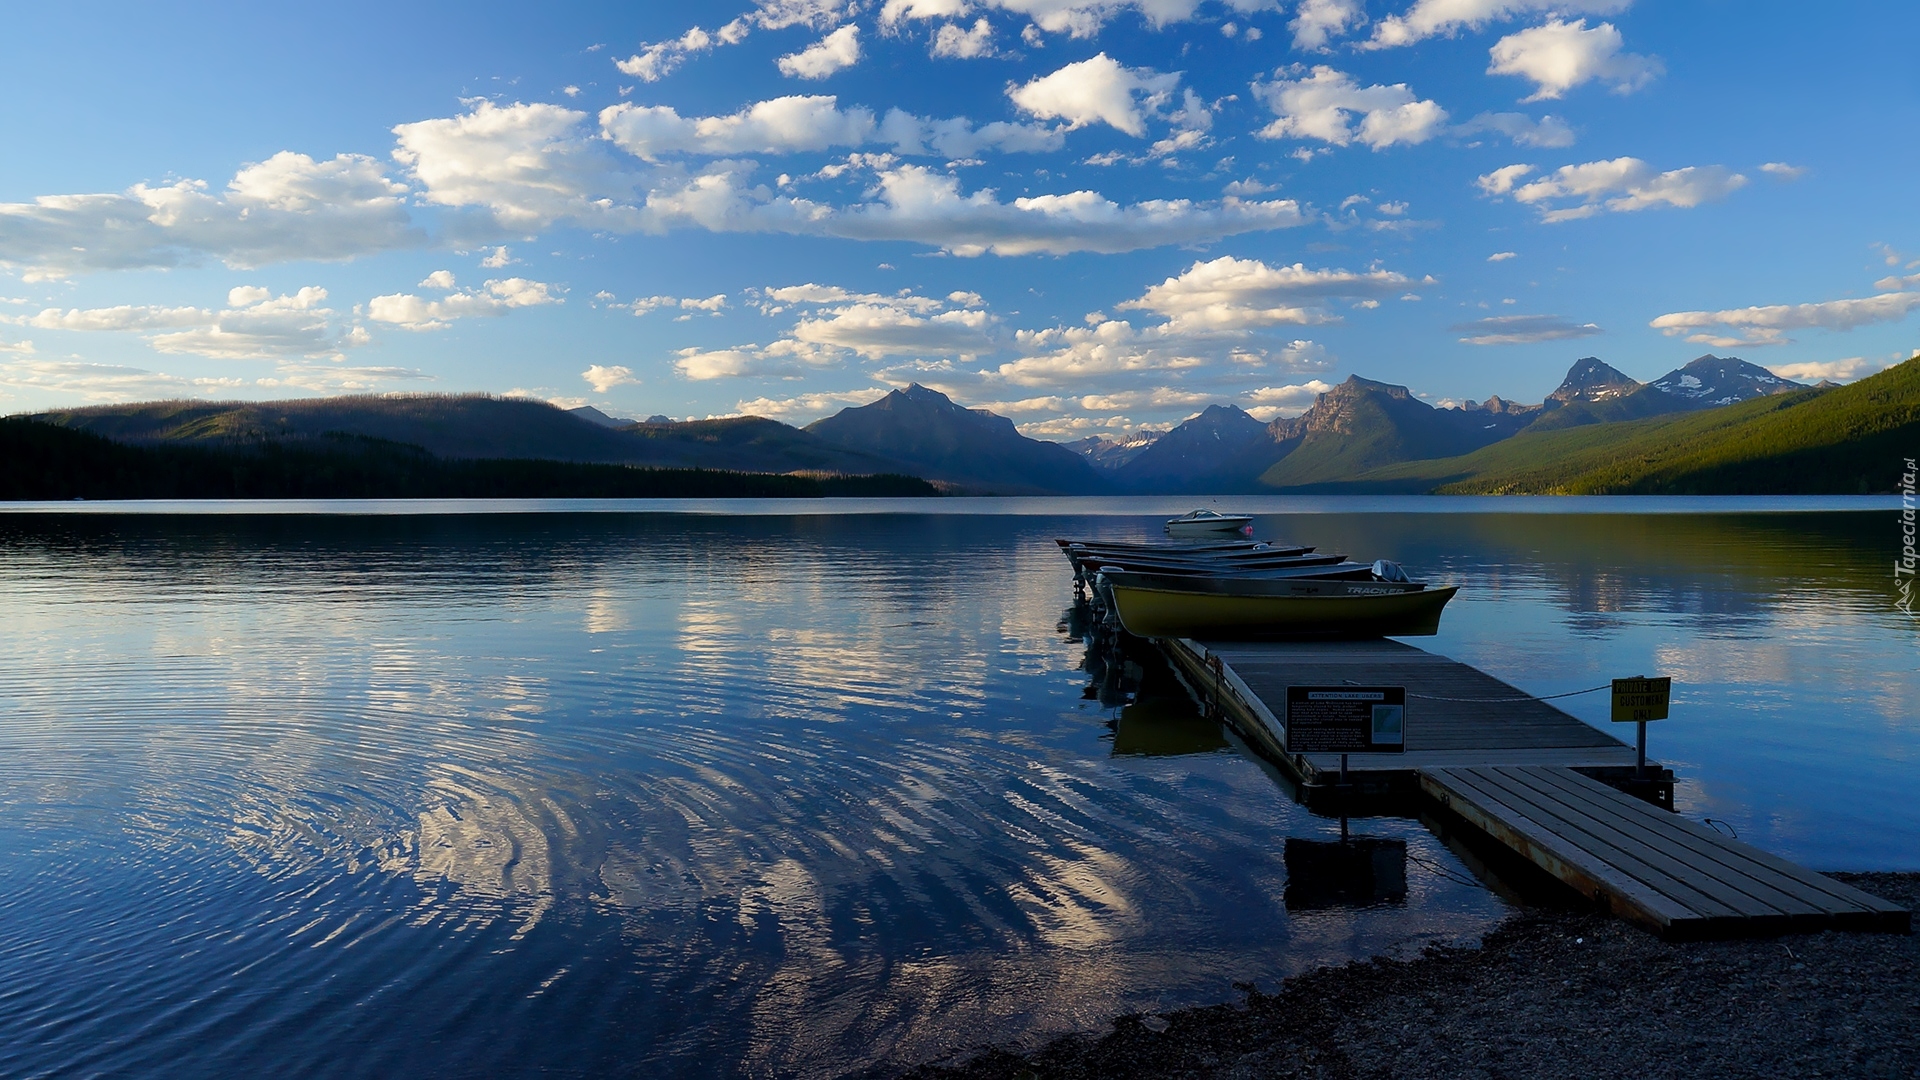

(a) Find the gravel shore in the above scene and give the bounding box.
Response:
[889,872,1919,1080]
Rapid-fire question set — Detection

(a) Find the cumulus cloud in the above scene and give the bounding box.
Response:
[778,25,863,79]
[1243,377,1336,418]
[392,100,639,231]
[884,0,1278,39]
[582,364,639,392]
[1456,111,1575,148]
[602,95,879,160]
[0,152,422,280]
[11,286,355,359]
[0,358,245,402]
[1767,358,1880,383]
[1760,162,1807,181]
[1487,250,1518,261]
[1290,0,1365,50]
[1009,54,1180,137]
[1452,313,1602,345]
[1487,19,1661,101]
[674,338,839,380]
[1119,255,1424,333]
[795,164,1309,256]
[615,0,851,82]
[1364,0,1630,49]
[932,18,997,57]
[1479,157,1747,221]
[600,95,1062,161]
[731,385,893,422]
[1651,290,1920,347]
[678,285,996,378]
[1253,66,1449,149]
[395,100,1303,256]
[627,294,728,317]
[367,277,562,330]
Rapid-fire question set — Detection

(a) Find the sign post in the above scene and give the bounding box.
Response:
[1285,686,1406,772]
[1610,675,1671,779]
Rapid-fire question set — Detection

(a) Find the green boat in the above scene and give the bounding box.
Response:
[1105,579,1459,639]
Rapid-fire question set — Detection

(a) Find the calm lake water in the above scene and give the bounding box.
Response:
[1,498,1913,1078]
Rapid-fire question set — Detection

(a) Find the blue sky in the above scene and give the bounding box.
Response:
[1,0,1916,437]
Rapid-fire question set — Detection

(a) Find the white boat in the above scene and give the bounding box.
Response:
[1164,509,1254,538]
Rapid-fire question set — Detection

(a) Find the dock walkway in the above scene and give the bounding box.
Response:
[1164,637,1648,792]
[1423,766,1909,938]
[1157,636,1909,939]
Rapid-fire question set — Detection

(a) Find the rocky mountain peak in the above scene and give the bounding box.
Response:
[1649,355,1804,406]
[1549,357,1641,404]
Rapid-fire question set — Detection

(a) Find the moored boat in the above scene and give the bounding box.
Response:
[1105,580,1459,638]
[1164,509,1254,538]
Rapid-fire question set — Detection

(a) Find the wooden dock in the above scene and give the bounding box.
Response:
[1162,637,1656,796]
[1423,766,1910,939]
[1155,636,1909,939]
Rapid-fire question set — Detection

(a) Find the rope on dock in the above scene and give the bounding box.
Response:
[1345,679,1612,704]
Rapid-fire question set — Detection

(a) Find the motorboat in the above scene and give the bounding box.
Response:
[1164,509,1254,538]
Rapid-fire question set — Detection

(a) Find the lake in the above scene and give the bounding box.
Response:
[0,497,1912,1078]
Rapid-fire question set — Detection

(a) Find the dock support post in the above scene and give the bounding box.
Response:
[1636,721,1647,780]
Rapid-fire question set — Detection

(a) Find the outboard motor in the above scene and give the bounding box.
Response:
[1371,559,1411,583]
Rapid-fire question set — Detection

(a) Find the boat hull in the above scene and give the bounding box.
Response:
[1165,516,1253,538]
[1108,583,1459,639]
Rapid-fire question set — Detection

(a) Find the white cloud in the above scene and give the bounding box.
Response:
[583,364,639,392]
[12,286,352,360]
[420,269,458,290]
[878,112,1067,157]
[602,96,878,160]
[1651,290,1920,347]
[0,152,420,280]
[1456,111,1575,147]
[1253,66,1449,149]
[884,0,1278,39]
[1487,19,1660,101]
[1487,250,1517,261]
[674,338,839,380]
[252,363,432,394]
[1009,54,1180,137]
[1290,0,1365,50]
[1243,377,1335,418]
[731,386,891,422]
[396,101,1305,256]
[1119,255,1423,333]
[793,302,996,358]
[933,18,997,57]
[367,277,562,330]
[628,293,729,317]
[800,164,1309,256]
[1767,358,1881,383]
[1451,313,1601,345]
[392,100,637,231]
[614,1,850,82]
[0,338,32,355]
[1480,157,1747,221]
[1364,0,1630,49]
[778,25,863,80]
[480,246,515,267]
[0,358,239,402]
[1760,162,1807,181]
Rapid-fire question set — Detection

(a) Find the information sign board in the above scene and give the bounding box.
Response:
[1611,677,1671,722]
[1285,687,1406,754]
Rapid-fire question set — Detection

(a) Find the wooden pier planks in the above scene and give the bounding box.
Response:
[1166,637,1640,783]
[1421,765,1910,940]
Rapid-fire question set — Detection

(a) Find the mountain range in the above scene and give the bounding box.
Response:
[17,351,1915,496]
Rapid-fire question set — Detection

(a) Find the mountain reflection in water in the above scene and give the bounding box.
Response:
[0,504,1911,1078]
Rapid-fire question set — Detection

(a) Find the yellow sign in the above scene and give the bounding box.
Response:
[1611,676,1671,722]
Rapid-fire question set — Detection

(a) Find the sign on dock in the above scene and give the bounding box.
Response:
[1611,676,1671,722]
[1285,687,1405,753]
